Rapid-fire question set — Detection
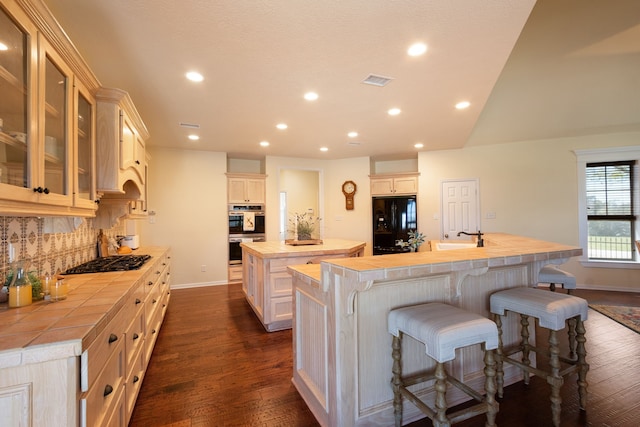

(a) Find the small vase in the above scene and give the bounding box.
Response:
[298,232,312,241]
[409,247,416,252]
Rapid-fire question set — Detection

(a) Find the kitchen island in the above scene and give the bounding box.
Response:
[241,239,365,332]
[0,247,171,427]
[288,233,582,427]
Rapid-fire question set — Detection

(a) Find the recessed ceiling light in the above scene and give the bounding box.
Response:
[414,142,424,149]
[408,43,427,56]
[320,147,328,152]
[388,108,401,116]
[188,134,200,141]
[0,43,8,51]
[276,123,288,130]
[456,101,471,110]
[186,71,204,82]
[348,131,358,138]
[304,92,319,101]
[260,141,270,147]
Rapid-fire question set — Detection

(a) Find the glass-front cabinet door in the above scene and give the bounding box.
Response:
[38,34,73,206]
[0,3,37,200]
[74,80,96,209]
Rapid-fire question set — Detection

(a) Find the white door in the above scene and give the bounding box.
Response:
[441,179,480,239]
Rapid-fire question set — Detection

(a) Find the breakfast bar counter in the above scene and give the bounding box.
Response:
[241,239,365,332]
[287,233,582,427]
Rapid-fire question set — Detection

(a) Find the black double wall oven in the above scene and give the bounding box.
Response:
[229,204,265,266]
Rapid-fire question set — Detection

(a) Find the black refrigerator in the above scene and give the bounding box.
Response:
[372,195,417,255]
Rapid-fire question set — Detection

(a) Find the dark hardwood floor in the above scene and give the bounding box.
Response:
[129,285,640,427]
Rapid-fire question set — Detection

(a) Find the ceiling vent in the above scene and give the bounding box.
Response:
[361,74,394,87]
[179,122,200,129]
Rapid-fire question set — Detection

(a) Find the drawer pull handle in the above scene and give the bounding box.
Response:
[133,333,139,340]
[104,384,113,397]
[156,270,161,275]
[135,298,141,304]
[152,329,157,335]
[133,375,140,383]
[108,334,118,344]
[148,281,153,286]
[153,299,157,304]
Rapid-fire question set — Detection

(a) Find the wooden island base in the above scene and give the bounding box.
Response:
[288,233,582,427]
[241,239,365,332]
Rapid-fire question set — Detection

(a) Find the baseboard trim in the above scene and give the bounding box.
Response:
[171,281,227,290]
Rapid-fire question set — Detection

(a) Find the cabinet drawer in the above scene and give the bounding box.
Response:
[269,271,293,297]
[144,300,164,362]
[125,341,146,422]
[80,337,125,427]
[270,296,293,322]
[145,283,162,330]
[81,308,127,392]
[125,309,145,370]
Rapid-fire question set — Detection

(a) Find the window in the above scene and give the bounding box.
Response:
[585,161,635,260]
[576,146,640,267]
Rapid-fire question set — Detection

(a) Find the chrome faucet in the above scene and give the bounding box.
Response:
[457,230,484,247]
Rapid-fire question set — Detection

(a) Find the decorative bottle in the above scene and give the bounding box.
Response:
[8,260,32,308]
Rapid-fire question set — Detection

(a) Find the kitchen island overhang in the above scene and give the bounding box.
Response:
[288,233,582,427]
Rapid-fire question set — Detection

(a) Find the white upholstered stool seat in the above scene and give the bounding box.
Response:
[538,265,576,293]
[490,287,589,427]
[388,302,499,427]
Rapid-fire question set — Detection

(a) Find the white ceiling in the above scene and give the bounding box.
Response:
[43,0,640,160]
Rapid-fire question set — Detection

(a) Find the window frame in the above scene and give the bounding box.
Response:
[575,146,640,269]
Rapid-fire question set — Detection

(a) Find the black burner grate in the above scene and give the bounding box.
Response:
[63,255,152,274]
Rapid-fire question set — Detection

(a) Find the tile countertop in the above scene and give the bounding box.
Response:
[0,246,169,369]
[240,238,366,258]
[288,233,583,283]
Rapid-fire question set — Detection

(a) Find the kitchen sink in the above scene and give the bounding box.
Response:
[430,241,478,251]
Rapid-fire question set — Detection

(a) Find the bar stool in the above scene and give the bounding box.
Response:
[538,265,579,355]
[388,302,499,427]
[490,287,589,427]
[538,265,576,294]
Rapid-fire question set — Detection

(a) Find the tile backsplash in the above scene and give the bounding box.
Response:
[1,216,124,284]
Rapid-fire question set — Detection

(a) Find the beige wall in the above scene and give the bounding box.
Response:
[419,131,640,291]
[140,147,228,287]
[139,133,639,290]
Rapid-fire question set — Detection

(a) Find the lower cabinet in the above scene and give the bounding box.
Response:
[242,247,364,332]
[0,249,170,427]
[80,249,171,426]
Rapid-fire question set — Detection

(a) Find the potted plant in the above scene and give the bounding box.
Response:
[395,230,425,252]
[289,212,321,241]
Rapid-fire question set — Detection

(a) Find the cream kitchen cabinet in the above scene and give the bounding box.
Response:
[370,173,418,196]
[227,173,266,204]
[241,239,365,332]
[0,247,171,427]
[96,87,148,198]
[0,0,99,216]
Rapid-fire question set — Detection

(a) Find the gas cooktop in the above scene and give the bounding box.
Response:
[63,255,152,274]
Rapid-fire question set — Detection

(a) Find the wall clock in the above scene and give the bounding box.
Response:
[342,180,357,210]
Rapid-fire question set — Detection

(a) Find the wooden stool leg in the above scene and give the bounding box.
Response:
[483,347,498,427]
[549,282,556,292]
[547,330,564,427]
[520,314,531,385]
[576,318,589,410]
[391,334,403,427]
[568,317,578,359]
[493,314,504,398]
[434,362,449,427]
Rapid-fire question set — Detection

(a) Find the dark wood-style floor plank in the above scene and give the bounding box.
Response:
[129,286,640,427]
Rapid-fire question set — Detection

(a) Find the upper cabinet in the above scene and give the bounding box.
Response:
[370,173,419,196]
[96,87,148,197]
[0,0,98,217]
[227,173,266,204]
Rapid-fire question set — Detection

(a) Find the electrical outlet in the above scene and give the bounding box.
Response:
[201,265,206,272]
